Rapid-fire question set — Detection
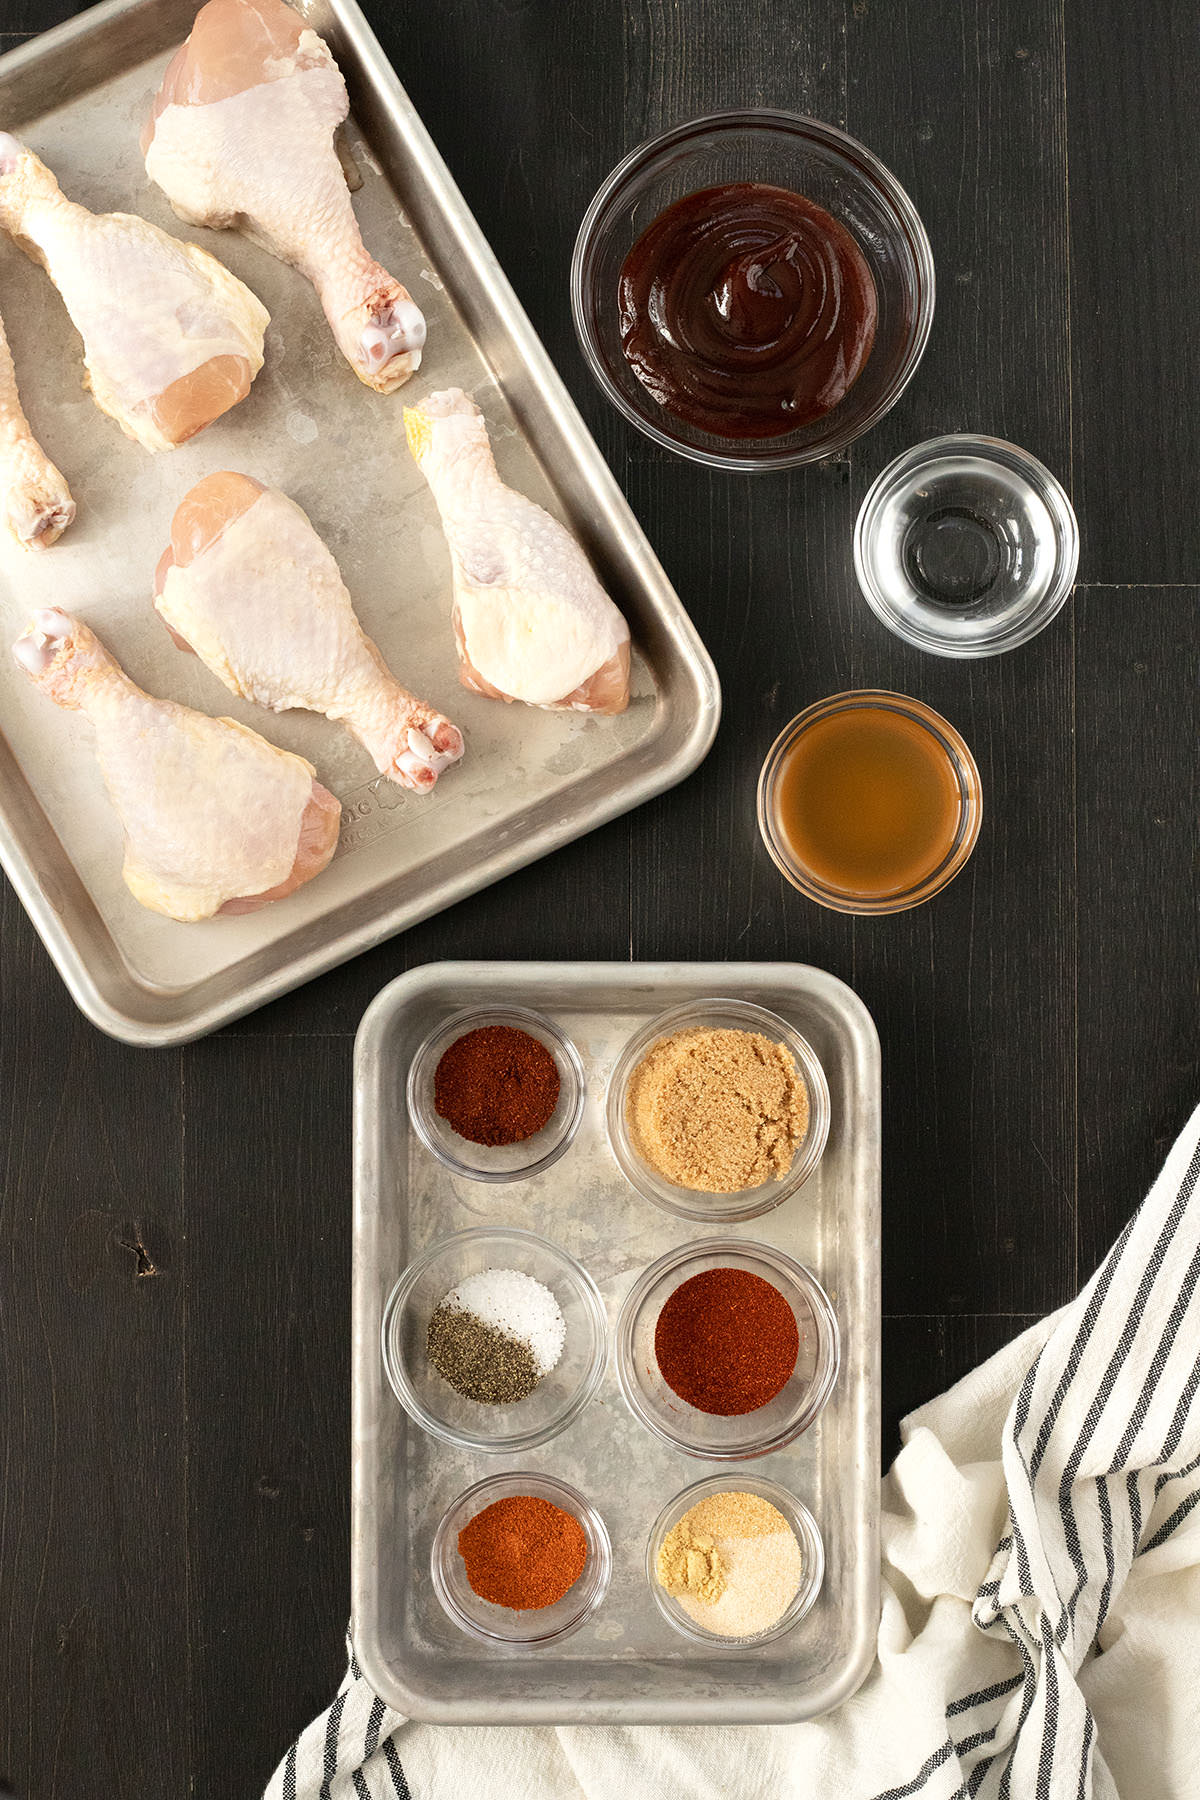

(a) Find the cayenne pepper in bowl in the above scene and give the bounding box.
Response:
[435,1025,561,1146]
[654,1267,799,1415]
[407,1007,586,1183]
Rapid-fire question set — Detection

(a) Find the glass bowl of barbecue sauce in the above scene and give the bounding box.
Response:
[572,111,934,469]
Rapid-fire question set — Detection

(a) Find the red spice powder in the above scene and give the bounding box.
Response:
[458,1494,588,1610]
[434,1024,561,1147]
[654,1267,799,1415]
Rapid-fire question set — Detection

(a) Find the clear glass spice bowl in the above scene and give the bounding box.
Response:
[605,998,831,1223]
[647,1474,825,1647]
[431,1472,612,1647]
[406,1006,586,1183]
[571,109,935,470]
[615,1238,840,1460]
[382,1227,608,1453]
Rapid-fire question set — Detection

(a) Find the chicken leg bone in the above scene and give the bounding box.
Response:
[154,471,464,791]
[0,302,74,547]
[143,0,425,393]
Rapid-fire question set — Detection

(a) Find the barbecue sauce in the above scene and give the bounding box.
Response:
[618,182,878,439]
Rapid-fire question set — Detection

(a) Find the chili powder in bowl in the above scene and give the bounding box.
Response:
[431,1472,612,1646]
[407,1006,585,1182]
[616,1239,840,1460]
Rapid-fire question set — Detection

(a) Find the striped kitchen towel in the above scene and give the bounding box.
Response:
[266,1100,1200,1800]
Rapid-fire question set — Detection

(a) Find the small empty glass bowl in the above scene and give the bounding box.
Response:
[432,1471,612,1647]
[854,434,1079,657]
[381,1227,608,1453]
[647,1474,825,1646]
[571,109,934,470]
[616,1239,840,1460]
[606,998,830,1223]
[406,1006,585,1182]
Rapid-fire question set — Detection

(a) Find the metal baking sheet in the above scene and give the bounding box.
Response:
[352,961,881,1725]
[0,0,718,1045]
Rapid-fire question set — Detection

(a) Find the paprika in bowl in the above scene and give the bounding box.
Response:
[431,1472,612,1645]
[382,1227,608,1454]
[615,1239,840,1460]
[407,1006,586,1182]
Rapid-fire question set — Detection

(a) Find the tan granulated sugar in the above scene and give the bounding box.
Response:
[626,1026,809,1193]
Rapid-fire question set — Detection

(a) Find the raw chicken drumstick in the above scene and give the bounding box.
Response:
[154,472,464,791]
[0,301,73,546]
[13,609,339,921]
[405,389,631,713]
[143,0,426,393]
[0,135,267,453]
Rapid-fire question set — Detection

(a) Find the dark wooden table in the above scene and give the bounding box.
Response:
[0,0,1196,1793]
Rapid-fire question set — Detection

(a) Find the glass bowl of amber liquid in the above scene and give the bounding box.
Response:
[615,1238,840,1460]
[757,690,983,914]
[432,1471,612,1646]
[605,997,830,1223]
[406,1005,585,1182]
[571,109,934,469]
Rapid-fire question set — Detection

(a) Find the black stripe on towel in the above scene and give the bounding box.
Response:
[1054,1175,1200,1639]
[946,1673,1025,1717]
[1108,1235,1200,1471]
[1033,1613,1059,1800]
[1090,1476,1117,1645]
[383,1738,412,1799]
[1028,1210,1139,1477]
[1128,1471,1144,1551]
[283,1744,297,1800]
[1142,1483,1200,1553]
[874,1739,955,1799]
[1075,1707,1095,1800]
[320,1690,348,1800]
[353,1772,371,1800]
[364,1694,386,1761]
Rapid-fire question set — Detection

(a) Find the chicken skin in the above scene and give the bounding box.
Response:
[0,135,267,453]
[154,472,464,791]
[0,300,74,546]
[404,389,631,714]
[13,608,339,920]
[143,0,425,393]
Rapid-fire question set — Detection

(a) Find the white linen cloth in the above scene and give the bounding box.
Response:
[267,1101,1200,1800]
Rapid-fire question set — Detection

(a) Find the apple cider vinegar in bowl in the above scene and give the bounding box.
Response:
[757,691,982,913]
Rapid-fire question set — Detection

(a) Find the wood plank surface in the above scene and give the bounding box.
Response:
[1065,0,1200,582]
[0,0,1194,1794]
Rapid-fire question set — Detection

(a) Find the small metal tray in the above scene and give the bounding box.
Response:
[352,961,880,1725]
[0,0,718,1045]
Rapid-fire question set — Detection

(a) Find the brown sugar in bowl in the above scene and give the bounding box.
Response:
[605,999,830,1222]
